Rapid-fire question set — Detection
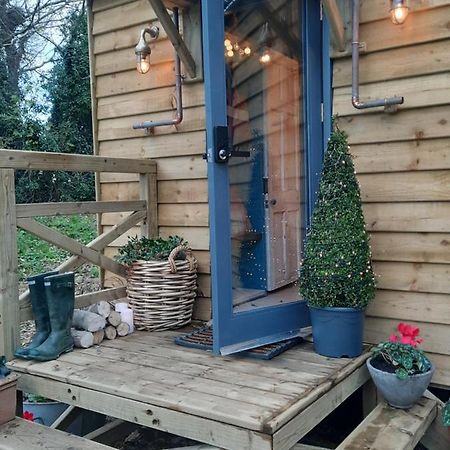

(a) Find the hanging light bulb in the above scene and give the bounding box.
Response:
[390,0,409,25]
[259,49,271,64]
[135,25,159,74]
[258,22,273,65]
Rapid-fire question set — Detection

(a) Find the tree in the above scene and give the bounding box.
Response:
[298,127,376,309]
[14,7,94,203]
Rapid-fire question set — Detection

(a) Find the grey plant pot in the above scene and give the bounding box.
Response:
[367,357,434,409]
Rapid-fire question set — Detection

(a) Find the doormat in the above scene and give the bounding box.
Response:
[175,327,302,360]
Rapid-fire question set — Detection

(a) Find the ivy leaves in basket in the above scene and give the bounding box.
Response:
[116,235,188,265]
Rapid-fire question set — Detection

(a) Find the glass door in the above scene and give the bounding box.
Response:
[203,0,324,355]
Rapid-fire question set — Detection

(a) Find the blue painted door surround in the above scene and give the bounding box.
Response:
[202,0,329,355]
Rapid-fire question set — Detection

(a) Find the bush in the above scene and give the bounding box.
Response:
[298,127,376,309]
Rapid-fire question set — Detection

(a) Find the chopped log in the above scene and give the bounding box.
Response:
[107,311,121,327]
[92,329,105,345]
[116,322,130,337]
[104,325,117,340]
[72,309,106,332]
[71,329,94,348]
[86,301,111,318]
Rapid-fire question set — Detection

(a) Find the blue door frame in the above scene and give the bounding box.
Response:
[202,0,330,355]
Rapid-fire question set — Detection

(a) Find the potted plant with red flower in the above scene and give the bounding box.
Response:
[367,323,434,409]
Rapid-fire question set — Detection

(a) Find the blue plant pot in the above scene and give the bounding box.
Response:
[367,358,434,409]
[23,401,82,434]
[309,306,365,358]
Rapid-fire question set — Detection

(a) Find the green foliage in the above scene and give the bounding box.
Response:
[116,236,188,265]
[443,401,450,427]
[17,215,97,281]
[298,127,376,309]
[24,393,51,403]
[11,9,94,204]
[372,342,432,380]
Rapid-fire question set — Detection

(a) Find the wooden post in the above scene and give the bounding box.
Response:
[0,169,19,360]
[140,172,158,238]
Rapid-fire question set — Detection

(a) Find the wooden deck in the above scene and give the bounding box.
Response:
[8,330,371,450]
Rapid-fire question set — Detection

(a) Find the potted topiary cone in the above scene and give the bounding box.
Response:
[298,126,376,358]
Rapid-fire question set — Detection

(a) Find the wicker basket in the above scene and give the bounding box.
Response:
[126,245,198,331]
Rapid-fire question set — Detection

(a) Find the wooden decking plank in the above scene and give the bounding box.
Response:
[17,373,272,450]
[336,398,437,450]
[11,356,272,431]
[273,366,370,450]
[102,336,334,381]
[101,334,335,384]
[0,418,113,450]
[80,345,296,409]
[266,351,372,432]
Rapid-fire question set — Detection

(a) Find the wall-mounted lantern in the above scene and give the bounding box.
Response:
[390,0,409,25]
[135,26,160,74]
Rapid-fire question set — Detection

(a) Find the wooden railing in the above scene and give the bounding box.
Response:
[0,149,157,360]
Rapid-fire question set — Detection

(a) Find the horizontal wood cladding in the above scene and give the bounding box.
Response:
[100,179,208,204]
[98,106,205,140]
[360,0,449,24]
[334,73,450,116]
[334,2,450,385]
[363,202,450,232]
[93,0,156,35]
[351,138,450,174]
[92,0,210,317]
[358,5,450,54]
[339,105,450,144]
[96,39,173,75]
[373,262,450,295]
[96,63,175,98]
[98,131,206,159]
[365,318,450,355]
[333,40,450,88]
[366,290,450,325]
[359,171,450,202]
[370,232,450,264]
[97,84,205,120]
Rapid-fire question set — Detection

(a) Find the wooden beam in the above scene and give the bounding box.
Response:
[273,366,370,450]
[336,398,437,450]
[420,390,450,450]
[16,201,147,218]
[140,173,158,238]
[323,0,346,52]
[18,211,146,311]
[83,419,125,441]
[0,149,156,174]
[0,169,19,360]
[148,0,197,78]
[17,218,127,278]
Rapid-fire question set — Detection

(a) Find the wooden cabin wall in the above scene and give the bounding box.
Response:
[333,0,450,387]
[89,0,211,320]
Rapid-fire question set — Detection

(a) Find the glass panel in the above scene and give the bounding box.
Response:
[224,0,305,311]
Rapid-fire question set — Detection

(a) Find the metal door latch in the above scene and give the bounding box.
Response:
[213,126,250,163]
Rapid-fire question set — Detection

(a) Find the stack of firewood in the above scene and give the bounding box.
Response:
[70,301,132,349]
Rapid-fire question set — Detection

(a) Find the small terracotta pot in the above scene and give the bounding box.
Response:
[0,374,19,425]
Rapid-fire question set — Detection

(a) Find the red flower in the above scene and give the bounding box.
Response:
[23,411,34,421]
[389,323,423,347]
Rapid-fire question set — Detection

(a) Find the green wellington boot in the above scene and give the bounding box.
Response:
[14,271,59,359]
[28,272,75,362]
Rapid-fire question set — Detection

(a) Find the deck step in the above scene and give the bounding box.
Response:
[0,417,114,450]
[336,397,438,450]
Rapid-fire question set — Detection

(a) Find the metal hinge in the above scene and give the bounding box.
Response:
[321,103,324,123]
[320,1,323,21]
